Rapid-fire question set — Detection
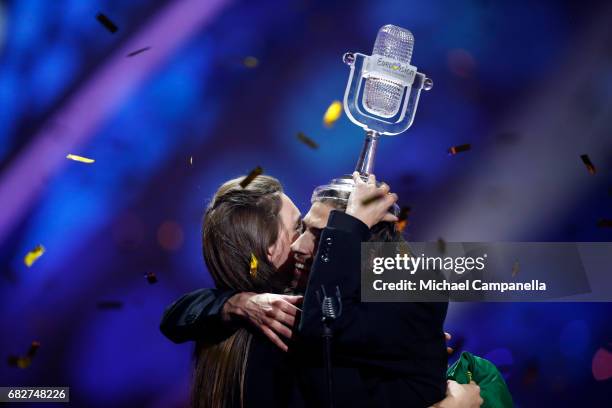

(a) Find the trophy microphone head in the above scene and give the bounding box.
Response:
[364,25,415,118]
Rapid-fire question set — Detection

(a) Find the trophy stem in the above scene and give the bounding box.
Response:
[354,130,380,176]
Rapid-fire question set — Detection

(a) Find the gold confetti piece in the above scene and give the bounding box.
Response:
[144,271,158,284]
[597,219,612,228]
[66,154,95,164]
[243,56,259,68]
[240,166,263,188]
[512,260,520,277]
[580,154,596,175]
[296,132,319,149]
[24,245,45,267]
[249,253,258,278]
[323,100,343,127]
[437,238,446,254]
[448,143,471,155]
[361,193,385,206]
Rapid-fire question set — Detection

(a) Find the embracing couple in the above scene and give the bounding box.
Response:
[160,172,483,408]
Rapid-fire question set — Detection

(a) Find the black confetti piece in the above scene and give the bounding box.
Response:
[580,154,596,175]
[96,13,118,33]
[597,219,612,228]
[126,46,151,57]
[296,132,319,149]
[240,166,263,188]
[145,271,158,284]
[97,300,123,309]
[448,143,471,155]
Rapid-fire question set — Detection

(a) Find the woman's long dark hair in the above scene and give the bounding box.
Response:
[193,175,285,408]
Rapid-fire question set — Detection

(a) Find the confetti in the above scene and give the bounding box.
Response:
[396,206,412,233]
[249,253,258,278]
[597,219,612,228]
[592,346,612,381]
[24,245,45,267]
[96,12,118,33]
[126,46,151,57]
[66,154,95,164]
[96,300,123,310]
[240,166,263,188]
[7,341,40,369]
[243,56,259,68]
[580,154,596,175]
[323,100,343,128]
[189,156,193,166]
[448,143,471,155]
[361,193,385,206]
[296,132,319,149]
[511,260,520,277]
[144,271,158,284]
[437,238,446,254]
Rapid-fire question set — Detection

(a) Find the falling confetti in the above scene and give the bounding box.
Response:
[189,156,193,166]
[66,154,95,164]
[437,238,446,254]
[512,260,520,277]
[580,154,596,175]
[243,56,259,68]
[296,132,319,149]
[97,301,123,310]
[240,166,263,188]
[361,193,385,206]
[126,46,151,57]
[7,341,40,369]
[592,346,612,381]
[144,271,158,284]
[249,253,258,278]
[396,206,412,233]
[448,143,471,156]
[597,219,612,228]
[96,12,118,33]
[24,245,45,267]
[323,100,343,127]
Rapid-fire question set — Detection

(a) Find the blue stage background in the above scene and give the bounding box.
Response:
[1,0,611,406]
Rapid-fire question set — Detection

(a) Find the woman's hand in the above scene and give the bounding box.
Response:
[431,380,483,408]
[222,292,303,352]
[345,172,399,228]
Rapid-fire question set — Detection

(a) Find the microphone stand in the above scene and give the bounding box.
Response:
[354,130,380,176]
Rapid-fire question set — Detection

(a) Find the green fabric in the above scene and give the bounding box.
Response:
[447,351,513,408]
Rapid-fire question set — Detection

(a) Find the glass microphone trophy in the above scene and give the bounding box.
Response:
[312,24,433,210]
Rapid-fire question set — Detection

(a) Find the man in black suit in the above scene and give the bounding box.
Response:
[161,173,479,407]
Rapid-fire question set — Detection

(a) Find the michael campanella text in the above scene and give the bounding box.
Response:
[373,279,547,292]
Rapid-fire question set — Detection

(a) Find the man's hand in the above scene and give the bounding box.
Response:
[221,292,303,352]
[431,380,483,408]
[346,172,399,228]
